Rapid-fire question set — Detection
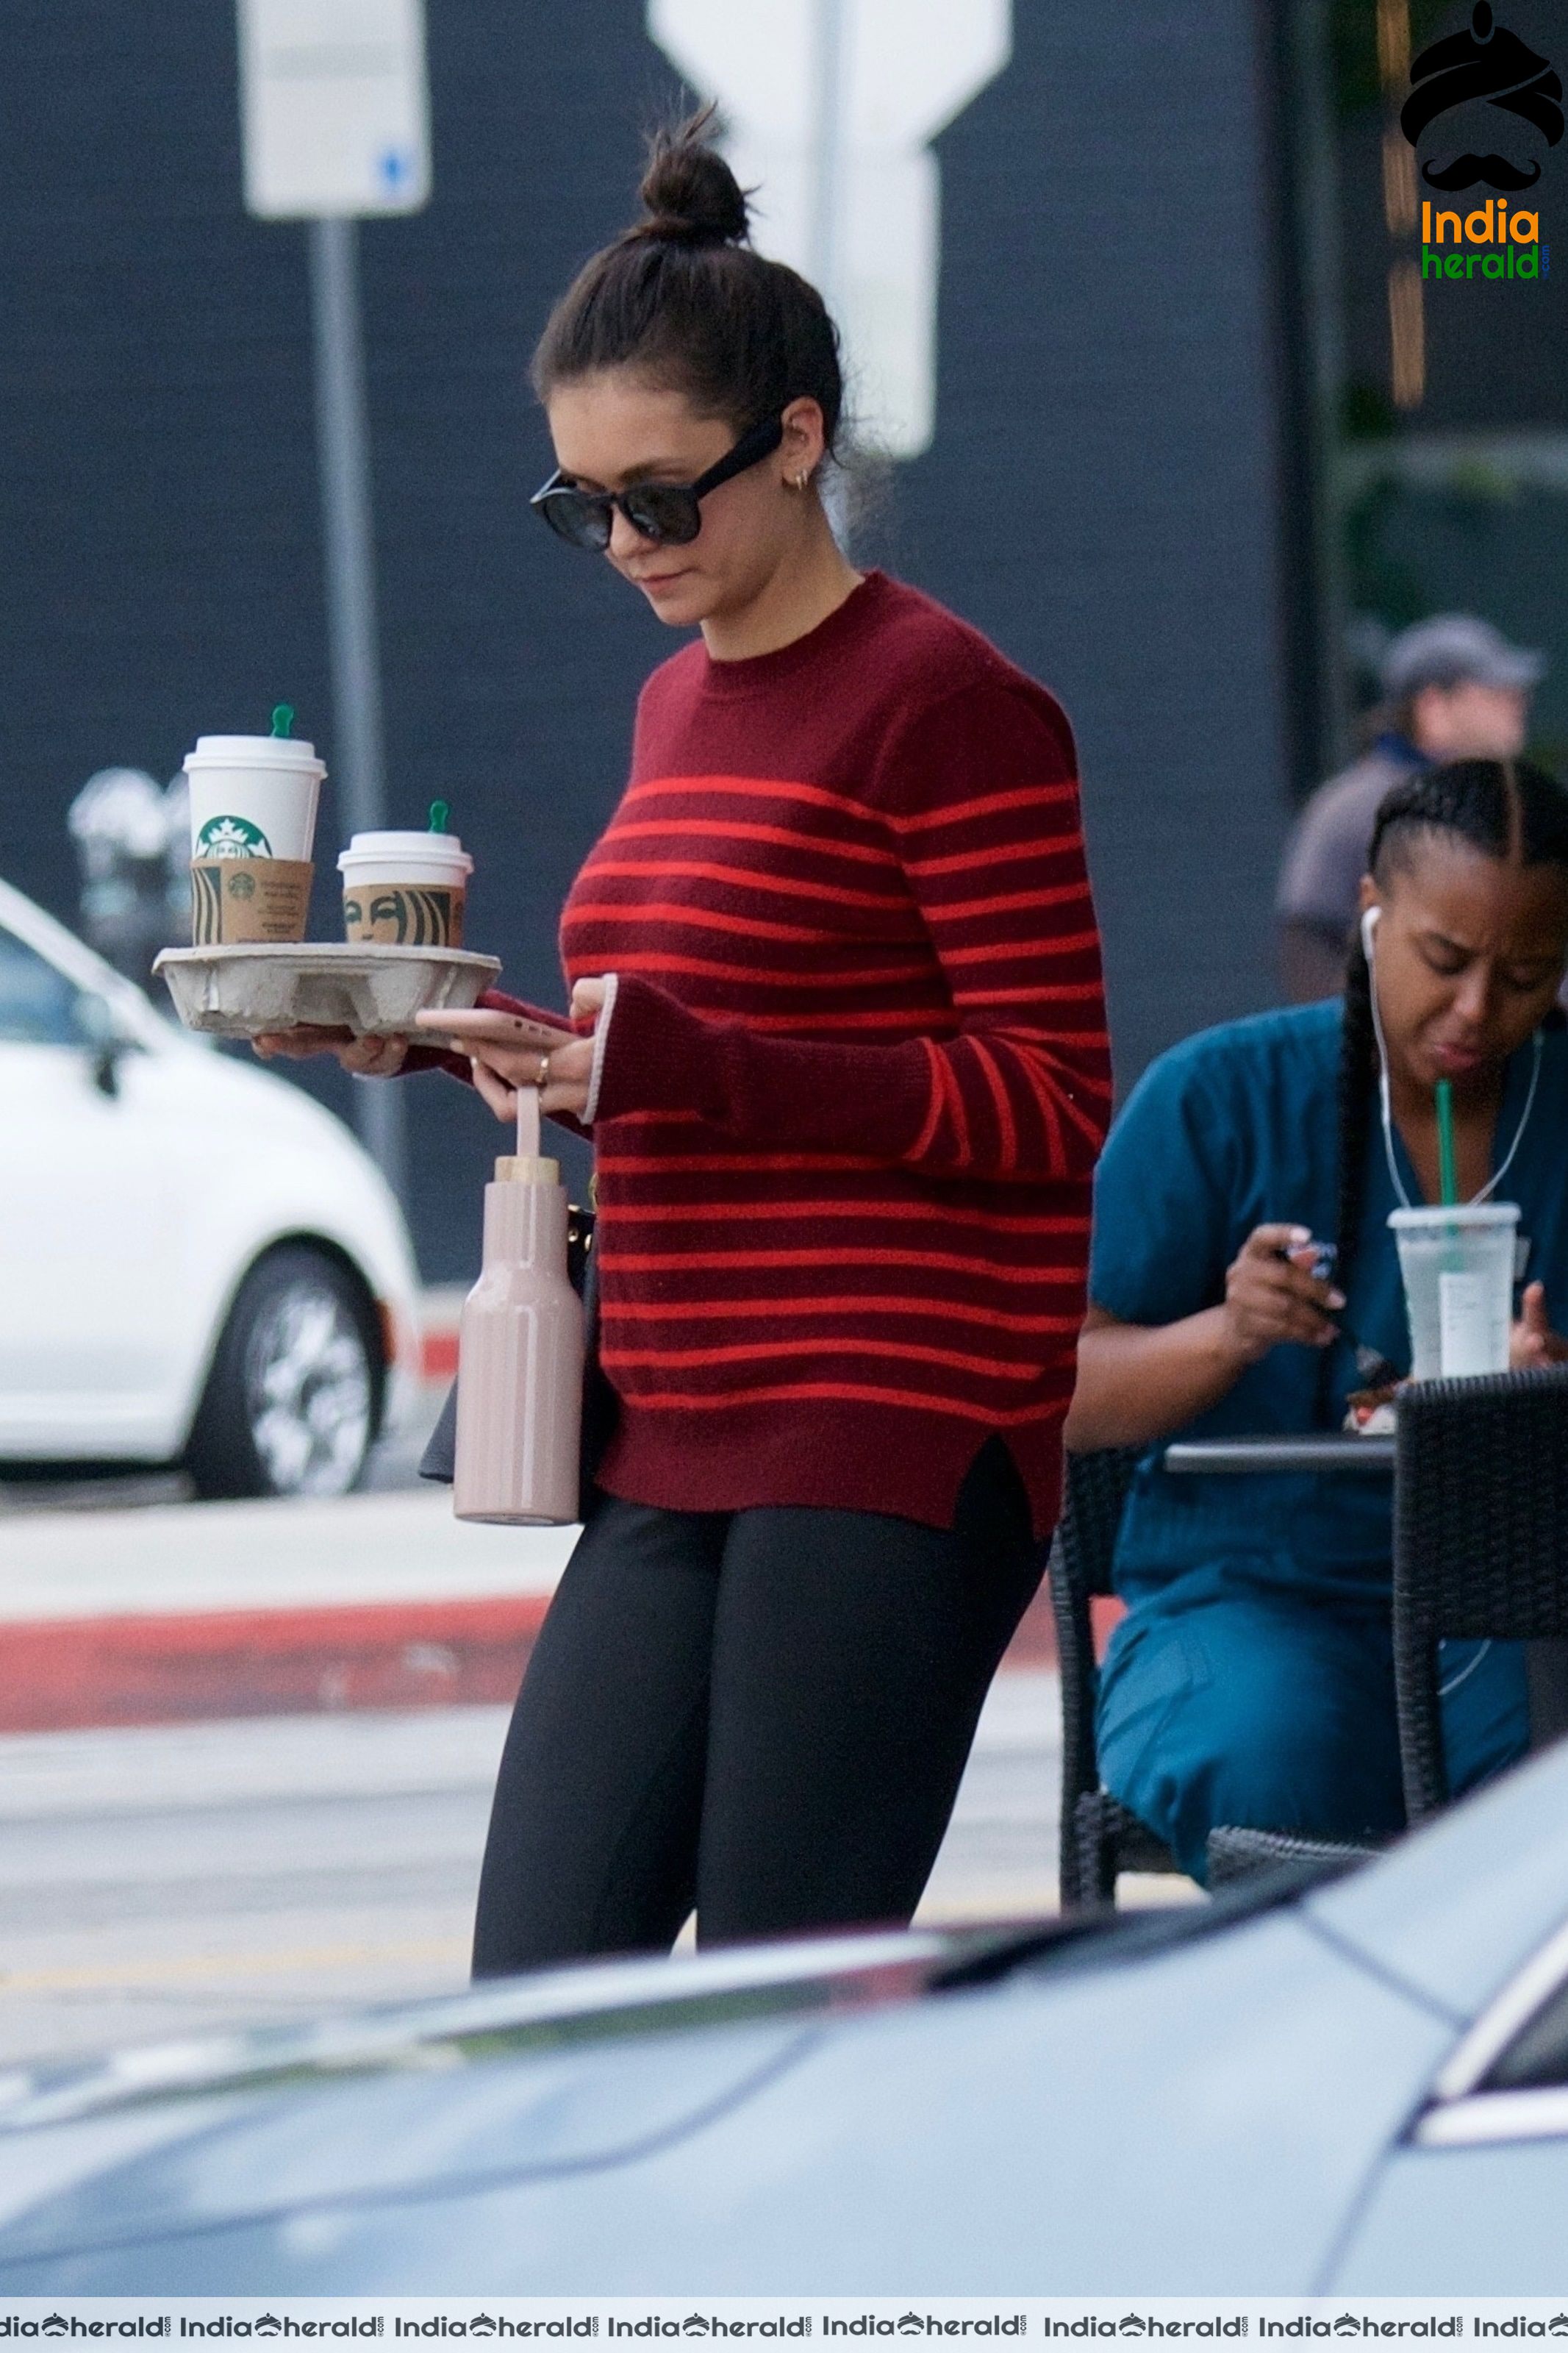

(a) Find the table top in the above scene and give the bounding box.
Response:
[1162,1433,1395,1475]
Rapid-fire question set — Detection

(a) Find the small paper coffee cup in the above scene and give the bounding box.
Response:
[185,735,326,865]
[191,858,314,944]
[339,830,473,949]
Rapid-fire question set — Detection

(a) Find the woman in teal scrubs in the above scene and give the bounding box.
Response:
[1068,760,1568,1879]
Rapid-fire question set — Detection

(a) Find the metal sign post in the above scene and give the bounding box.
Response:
[237,0,432,1209]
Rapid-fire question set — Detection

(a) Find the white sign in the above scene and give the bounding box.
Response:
[237,0,431,219]
[648,0,1011,457]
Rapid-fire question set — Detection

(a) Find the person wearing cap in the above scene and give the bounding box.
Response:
[1278,615,1544,1001]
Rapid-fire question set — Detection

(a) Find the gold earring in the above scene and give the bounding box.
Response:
[792,471,810,490]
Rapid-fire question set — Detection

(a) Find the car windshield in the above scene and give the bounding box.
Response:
[0,926,86,1046]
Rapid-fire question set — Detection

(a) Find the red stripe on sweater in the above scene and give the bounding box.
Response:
[967,1038,1019,1175]
[623,774,892,832]
[598,1151,897,1174]
[951,980,1108,1005]
[604,1246,1086,1275]
[735,1007,959,1032]
[933,878,1095,921]
[597,949,935,990]
[604,1295,1081,1332]
[940,927,1104,966]
[583,858,904,910]
[905,834,1085,878]
[609,817,900,867]
[931,1042,970,1165]
[603,1335,1048,1379]
[609,1382,1070,1426]
[568,899,864,945]
[886,781,1081,833]
[910,1038,948,1162]
[602,1198,1091,1231]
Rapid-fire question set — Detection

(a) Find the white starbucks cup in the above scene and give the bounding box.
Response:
[1389,1202,1520,1379]
[185,735,325,864]
[338,829,474,948]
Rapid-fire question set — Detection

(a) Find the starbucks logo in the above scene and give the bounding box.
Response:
[197,815,272,858]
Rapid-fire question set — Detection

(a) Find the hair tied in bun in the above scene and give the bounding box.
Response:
[532,105,844,456]
[634,107,751,247]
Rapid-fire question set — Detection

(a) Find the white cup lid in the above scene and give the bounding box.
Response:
[1388,1202,1520,1228]
[187,735,323,768]
[340,829,467,857]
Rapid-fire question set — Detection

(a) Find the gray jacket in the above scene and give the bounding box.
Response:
[1276,742,1425,938]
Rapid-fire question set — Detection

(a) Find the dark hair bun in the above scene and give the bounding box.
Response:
[637,112,749,246]
[534,103,842,449]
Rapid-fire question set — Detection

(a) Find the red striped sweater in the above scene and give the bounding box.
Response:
[551,574,1110,1538]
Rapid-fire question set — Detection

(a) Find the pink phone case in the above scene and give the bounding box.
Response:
[422,1010,576,1053]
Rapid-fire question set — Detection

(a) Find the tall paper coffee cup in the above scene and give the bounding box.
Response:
[185,735,324,946]
[339,830,473,948]
[185,735,325,866]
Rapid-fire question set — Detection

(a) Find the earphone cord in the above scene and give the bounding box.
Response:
[1367,923,1543,1208]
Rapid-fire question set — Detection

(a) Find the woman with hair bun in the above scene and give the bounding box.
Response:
[378,115,1111,1968]
[1068,757,1568,1882]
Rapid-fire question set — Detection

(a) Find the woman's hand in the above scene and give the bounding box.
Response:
[1066,1222,1347,1453]
[254,1027,409,1076]
[1219,1224,1346,1364]
[423,979,609,1125]
[1511,1281,1568,1369]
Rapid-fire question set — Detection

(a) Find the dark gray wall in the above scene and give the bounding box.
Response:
[901,0,1292,1087]
[0,0,1295,1279]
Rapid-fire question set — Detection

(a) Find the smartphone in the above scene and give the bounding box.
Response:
[1278,1237,1338,1285]
[413,1007,577,1054]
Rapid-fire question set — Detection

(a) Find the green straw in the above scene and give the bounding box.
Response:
[270,703,295,738]
[1435,1078,1458,1207]
[429,799,451,833]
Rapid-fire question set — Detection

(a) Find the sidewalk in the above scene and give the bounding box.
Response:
[0,1490,571,1732]
[0,1484,1059,1735]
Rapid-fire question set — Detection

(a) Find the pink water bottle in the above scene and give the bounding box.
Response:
[454,1088,584,1524]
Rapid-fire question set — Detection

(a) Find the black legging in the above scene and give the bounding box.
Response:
[471,1436,1044,1974]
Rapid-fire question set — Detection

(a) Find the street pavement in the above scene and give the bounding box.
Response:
[0,1360,1195,2074]
[0,1671,1064,2069]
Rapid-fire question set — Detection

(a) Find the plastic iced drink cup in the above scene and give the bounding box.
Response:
[338,829,474,948]
[185,734,325,944]
[1389,1202,1520,1379]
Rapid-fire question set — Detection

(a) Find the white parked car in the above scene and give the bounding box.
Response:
[0,876,420,1498]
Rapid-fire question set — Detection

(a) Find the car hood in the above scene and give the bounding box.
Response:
[0,1932,948,2277]
[1309,1735,1568,2019]
[0,1902,1457,2293]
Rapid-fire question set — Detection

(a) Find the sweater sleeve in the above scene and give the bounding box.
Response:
[590,678,1112,1182]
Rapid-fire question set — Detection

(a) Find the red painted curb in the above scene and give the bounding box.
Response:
[0,1594,553,1734]
[0,1579,1064,1737]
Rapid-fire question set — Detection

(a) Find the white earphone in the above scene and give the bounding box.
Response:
[1360,904,1381,960]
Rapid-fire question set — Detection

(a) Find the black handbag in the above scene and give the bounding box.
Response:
[418,1204,616,1521]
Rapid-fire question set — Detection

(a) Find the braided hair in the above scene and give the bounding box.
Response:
[1332,758,1568,1313]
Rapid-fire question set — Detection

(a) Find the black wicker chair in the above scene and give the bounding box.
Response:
[1205,1825,1378,1887]
[1049,1447,1180,1904]
[1393,1364,1568,1825]
[1050,1446,1379,1906]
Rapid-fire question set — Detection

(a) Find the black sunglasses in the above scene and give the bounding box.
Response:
[530,415,786,551]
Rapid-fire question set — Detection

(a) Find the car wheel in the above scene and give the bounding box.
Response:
[186,1246,383,1502]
